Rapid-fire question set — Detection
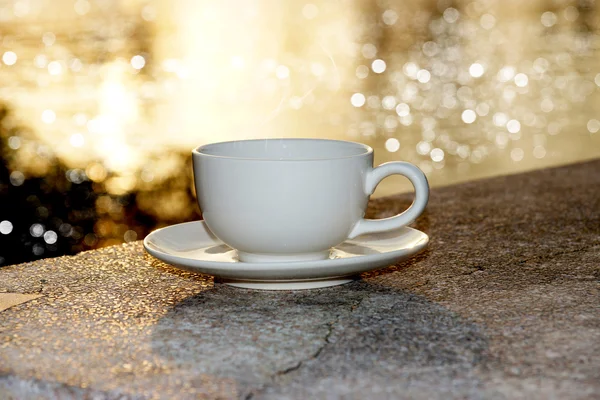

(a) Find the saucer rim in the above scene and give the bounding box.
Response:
[144,220,428,271]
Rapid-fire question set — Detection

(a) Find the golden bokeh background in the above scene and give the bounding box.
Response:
[0,0,599,264]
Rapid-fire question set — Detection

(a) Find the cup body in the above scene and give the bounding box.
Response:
[192,139,373,262]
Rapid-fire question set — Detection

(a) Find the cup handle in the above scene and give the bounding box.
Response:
[348,162,429,239]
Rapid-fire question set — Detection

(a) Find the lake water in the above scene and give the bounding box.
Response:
[0,0,599,264]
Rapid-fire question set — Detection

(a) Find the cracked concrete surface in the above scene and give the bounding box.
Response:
[274,310,343,377]
[1,160,599,399]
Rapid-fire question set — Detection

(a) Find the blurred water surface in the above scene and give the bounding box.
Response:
[0,0,599,265]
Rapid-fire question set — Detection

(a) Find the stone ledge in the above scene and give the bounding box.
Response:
[1,159,599,399]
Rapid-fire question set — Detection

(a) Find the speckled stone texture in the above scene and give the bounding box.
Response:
[1,160,599,399]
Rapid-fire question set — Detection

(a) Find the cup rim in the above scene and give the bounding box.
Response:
[193,138,373,161]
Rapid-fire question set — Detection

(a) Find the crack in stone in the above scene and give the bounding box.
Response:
[242,313,343,399]
[241,292,371,398]
[274,293,369,378]
[276,316,337,377]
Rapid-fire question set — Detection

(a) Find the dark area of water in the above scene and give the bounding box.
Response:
[0,105,200,267]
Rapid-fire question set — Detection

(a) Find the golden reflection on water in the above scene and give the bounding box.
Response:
[0,0,599,259]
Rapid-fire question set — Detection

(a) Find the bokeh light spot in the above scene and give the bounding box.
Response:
[42,32,55,47]
[381,96,396,110]
[443,8,459,23]
[541,11,557,27]
[385,138,400,152]
[48,61,62,75]
[461,109,476,124]
[395,103,410,117]
[362,44,377,59]
[511,148,524,161]
[416,141,431,155]
[131,55,146,70]
[493,112,508,127]
[417,69,431,83]
[588,119,600,133]
[43,230,58,244]
[10,171,24,186]
[507,120,521,134]
[2,51,17,65]
[541,98,554,113]
[0,221,13,235]
[8,136,21,150]
[371,59,386,74]
[476,103,489,116]
[469,63,484,78]
[497,66,515,82]
[124,230,138,242]
[350,93,366,107]
[42,109,56,124]
[382,9,398,25]
[430,148,445,162]
[514,73,529,87]
[30,223,44,238]
[533,145,547,159]
[356,65,369,79]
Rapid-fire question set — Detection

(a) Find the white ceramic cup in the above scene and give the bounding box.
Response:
[192,138,429,263]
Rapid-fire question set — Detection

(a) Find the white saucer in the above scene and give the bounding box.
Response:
[143,221,429,290]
